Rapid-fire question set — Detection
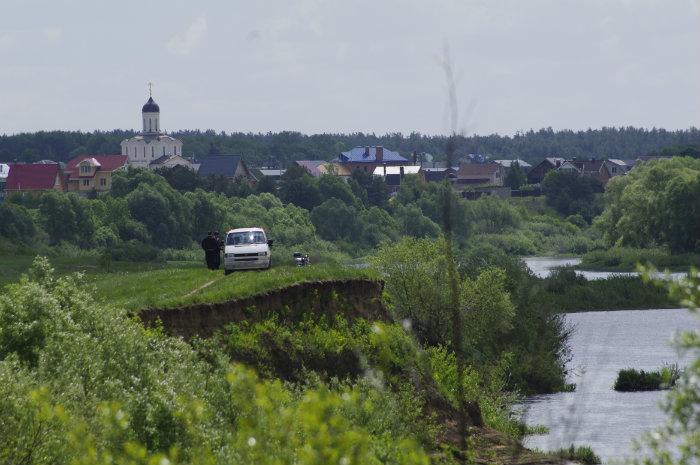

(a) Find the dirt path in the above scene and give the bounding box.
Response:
[183,276,223,298]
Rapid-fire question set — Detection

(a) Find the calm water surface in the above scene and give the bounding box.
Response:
[523,256,686,281]
[519,308,696,463]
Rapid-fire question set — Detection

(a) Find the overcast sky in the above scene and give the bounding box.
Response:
[1,0,699,136]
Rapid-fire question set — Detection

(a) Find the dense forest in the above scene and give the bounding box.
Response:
[1,127,699,167]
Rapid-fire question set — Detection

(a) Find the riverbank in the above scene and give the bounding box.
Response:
[579,247,700,272]
[536,268,676,312]
[520,308,696,463]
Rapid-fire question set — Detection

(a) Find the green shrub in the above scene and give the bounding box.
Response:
[581,247,700,270]
[109,240,163,262]
[614,365,681,391]
[0,257,435,464]
[550,445,601,464]
[539,268,675,311]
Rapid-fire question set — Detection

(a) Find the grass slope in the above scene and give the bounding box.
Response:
[90,264,377,311]
[0,253,198,288]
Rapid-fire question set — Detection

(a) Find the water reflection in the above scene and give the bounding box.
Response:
[518,309,696,463]
[522,256,686,281]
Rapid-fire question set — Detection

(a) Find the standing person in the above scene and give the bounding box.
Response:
[213,231,224,269]
[201,231,219,270]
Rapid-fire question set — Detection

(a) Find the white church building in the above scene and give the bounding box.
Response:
[120,93,184,169]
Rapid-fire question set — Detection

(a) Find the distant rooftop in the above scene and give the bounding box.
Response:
[339,146,407,164]
[494,159,532,168]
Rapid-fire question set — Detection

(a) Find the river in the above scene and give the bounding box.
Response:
[519,309,696,463]
[519,257,696,463]
[523,256,687,281]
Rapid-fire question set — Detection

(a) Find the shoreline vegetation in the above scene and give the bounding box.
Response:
[536,268,677,312]
[613,365,681,392]
[546,445,601,465]
[579,247,700,272]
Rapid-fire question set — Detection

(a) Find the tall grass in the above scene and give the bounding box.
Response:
[90,264,377,311]
[614,364,681,391]
[538,268,675,312]
[548,445,601,464]
[581,247,700,271]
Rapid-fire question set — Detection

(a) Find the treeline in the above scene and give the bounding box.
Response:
[2,127,699,166]
[1,165,596,261]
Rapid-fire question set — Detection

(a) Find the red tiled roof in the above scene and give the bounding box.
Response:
[5,164,61,191]
[65,155,128,178]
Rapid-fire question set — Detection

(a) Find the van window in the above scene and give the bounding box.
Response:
[227,231,266,245]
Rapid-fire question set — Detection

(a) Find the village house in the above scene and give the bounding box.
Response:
[604,159,632,177]
[0,163,10,193]
[423,167,458,183]
[494,159,532,171]
[294,160,352,178]
[197,155,256,183]
[148,154,198,171]
[4,163,66,195]
[526,157,565,184]
[372,165,422,192]
[64,155,128,193]
[258,168,286,181]
[336,146,408,173]
[455,162,505,189]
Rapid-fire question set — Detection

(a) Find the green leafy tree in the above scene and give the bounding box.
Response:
[279,174,322,211]
[504,162,526,189]
[38,192,96,246]
[154,165,202,192]
[393,204,441,239]
[255,174,277,195]
[351,169,388,208]
[542,170,602,220]
[0,203,36,243]
[598,157,700,252]
[184,189,227,239]
[310,198,359,242]
[317,174,359,206]
[125,184,192,248]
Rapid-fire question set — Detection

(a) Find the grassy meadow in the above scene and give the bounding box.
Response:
[89,263,377,311]
[0,250,376,312]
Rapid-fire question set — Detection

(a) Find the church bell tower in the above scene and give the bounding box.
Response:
[142,82,160,134]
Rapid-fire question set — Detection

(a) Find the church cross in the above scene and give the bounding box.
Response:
[148,82,153,97]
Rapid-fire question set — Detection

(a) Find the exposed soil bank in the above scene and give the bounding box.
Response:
[138,278,388,338]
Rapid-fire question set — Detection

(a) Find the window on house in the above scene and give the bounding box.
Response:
[163,147,166,156]
[143,147,146,158]
[151,146,154,157]
[174,146,177,156]
[82,179,90,187]
[100,178,107,187]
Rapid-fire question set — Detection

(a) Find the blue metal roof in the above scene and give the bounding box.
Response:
[339,146,407,163]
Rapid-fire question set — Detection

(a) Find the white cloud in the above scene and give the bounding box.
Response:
[167,15,207,56]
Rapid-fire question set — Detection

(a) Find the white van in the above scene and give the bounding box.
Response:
[223,227,272,274]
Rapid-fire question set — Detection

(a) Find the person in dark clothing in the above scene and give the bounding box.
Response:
[201,231,219,270]
[212,231,224,269]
